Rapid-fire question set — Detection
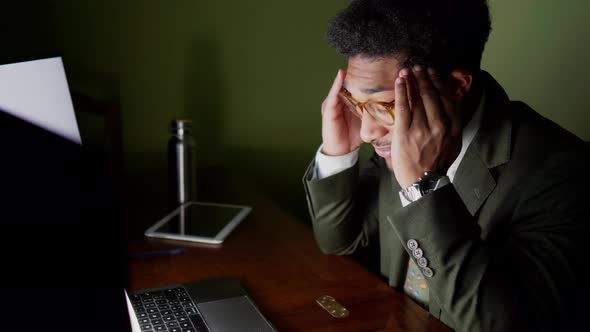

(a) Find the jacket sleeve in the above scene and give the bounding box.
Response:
[387,150,588,331]
[303,152,382,255]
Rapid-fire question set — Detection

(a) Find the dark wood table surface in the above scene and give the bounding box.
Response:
[127,186,452,332]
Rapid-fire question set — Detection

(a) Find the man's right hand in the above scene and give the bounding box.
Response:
[321,69,362,156]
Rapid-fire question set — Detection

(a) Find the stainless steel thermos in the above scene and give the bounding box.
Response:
[168,119,195,208]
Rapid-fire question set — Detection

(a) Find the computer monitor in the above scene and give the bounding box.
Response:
[0,57,129,331]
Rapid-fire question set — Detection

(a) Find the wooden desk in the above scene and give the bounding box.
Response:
[128,192,451,332]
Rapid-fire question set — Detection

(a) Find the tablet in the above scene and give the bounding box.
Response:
[145,201,252,244]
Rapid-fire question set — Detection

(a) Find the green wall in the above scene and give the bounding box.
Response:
[482,0,590,141]
[43,0,347,221]
[3,1,589,222]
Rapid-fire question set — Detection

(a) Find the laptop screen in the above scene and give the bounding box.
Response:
[0,57,81,144]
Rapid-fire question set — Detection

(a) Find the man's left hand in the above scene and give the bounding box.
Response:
[390,66,462,189]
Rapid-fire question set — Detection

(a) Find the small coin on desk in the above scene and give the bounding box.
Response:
[316,295,349,318]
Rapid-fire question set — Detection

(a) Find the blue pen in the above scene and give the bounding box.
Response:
[129,248,185,259]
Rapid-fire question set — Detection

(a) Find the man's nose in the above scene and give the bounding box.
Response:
[360,111,389,143]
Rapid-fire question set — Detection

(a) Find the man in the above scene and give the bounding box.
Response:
[303,0,588,331]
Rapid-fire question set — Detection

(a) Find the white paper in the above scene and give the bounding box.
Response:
[0,57,81,144]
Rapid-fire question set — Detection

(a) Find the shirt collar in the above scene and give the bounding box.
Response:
[446,91,486,182]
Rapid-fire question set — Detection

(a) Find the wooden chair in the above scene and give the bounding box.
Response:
[71,92,122,167]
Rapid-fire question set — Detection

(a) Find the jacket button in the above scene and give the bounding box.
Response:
[407,239,418,251]
[417,257,428,268]
[413,248,423,259]
[422,267,434,278]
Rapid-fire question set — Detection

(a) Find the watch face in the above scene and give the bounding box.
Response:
[419,173,440,195]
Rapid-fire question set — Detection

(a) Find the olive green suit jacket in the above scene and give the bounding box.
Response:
[303,72,589,331]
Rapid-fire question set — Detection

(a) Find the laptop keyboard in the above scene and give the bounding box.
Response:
[130,286,210,332]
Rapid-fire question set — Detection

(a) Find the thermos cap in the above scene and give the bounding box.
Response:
[170,118,192,132]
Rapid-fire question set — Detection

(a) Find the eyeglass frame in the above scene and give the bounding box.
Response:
[338,87,396,126]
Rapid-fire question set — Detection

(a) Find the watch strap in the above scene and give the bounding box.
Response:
[433,175,450,191]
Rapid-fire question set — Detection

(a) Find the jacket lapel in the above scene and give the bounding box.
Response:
[452,145,496,216]
[453,71,513,216]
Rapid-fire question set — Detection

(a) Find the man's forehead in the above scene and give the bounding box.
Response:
[344,56,399,93]
[347,56,400,72]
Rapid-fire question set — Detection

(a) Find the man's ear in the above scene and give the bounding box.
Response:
[447,69,473,101]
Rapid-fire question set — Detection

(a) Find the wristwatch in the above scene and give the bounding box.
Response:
[401,171,450,202]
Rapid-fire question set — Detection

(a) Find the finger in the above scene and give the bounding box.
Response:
[393,75,411,132]
[427,67,445,93]
[413,65,445,127]
[427,67,455,115]
[404,70,420,110]
[325,69,346,109]
[400,69,428,130]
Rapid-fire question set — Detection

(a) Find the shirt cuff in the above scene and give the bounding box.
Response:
[313,144,359,180]
[399,191,412,208]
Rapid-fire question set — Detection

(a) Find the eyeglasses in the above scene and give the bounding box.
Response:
[338,87,395,126]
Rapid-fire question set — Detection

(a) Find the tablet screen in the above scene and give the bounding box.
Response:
[153,203,246,238]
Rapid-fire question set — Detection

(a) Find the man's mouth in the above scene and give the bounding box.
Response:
[373,144,391,158]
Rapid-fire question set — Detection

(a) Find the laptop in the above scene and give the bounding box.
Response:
[0,56,276,332]
[126,278,277,332]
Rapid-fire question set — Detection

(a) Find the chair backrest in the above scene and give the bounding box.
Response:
[72,92,123,167]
